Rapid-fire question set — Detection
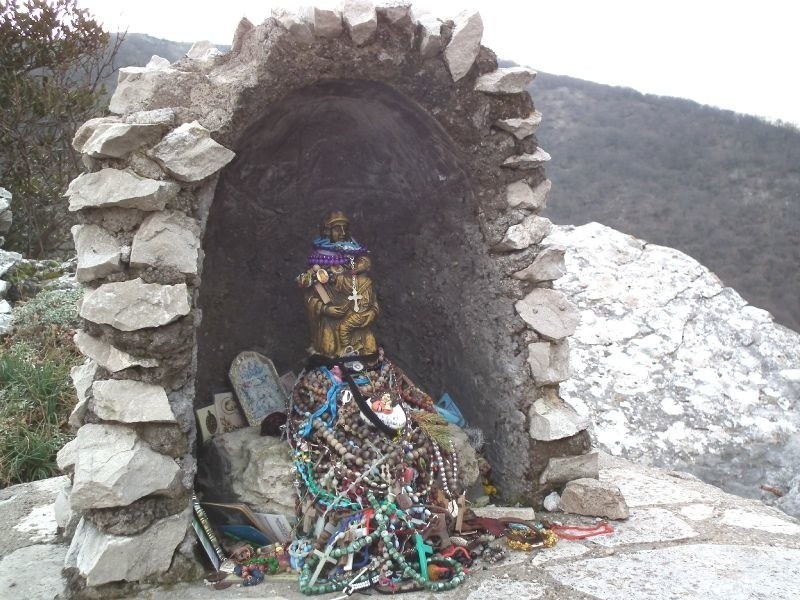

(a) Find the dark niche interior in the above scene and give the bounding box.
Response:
[196,79,493,428]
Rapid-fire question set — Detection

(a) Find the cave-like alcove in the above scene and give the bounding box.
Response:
[196,79,492,426]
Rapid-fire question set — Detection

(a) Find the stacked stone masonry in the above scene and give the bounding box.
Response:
[61,2,583,592]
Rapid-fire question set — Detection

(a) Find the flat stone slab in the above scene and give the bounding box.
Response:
[130,210,201,274]
[502,148,552,169]
[91,379,176,424]
[600,466,716,507]
[79,278,190,331]
[66,168,178,212]
[546,544,800,599]
[0,544,68,599]
[74,330,158,373]
[515,288,580,341]
[719,508,800,536]
[475,67,536,94]
[148,121,235,182]
[589,507,698,546]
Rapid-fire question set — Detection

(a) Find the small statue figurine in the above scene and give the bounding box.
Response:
[296,211,379,358]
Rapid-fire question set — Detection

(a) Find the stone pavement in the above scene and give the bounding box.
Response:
[2,453,799,599]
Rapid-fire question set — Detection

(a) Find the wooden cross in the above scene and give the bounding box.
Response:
[414,533,434,581]
[348,288,363,312]
[309,542,339,587]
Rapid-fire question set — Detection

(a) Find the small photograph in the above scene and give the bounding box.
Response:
[214,390,247,433]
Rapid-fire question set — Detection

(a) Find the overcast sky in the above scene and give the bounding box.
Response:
[79,0,800,126]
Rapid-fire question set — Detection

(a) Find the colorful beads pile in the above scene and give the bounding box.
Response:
[287,355,468,594]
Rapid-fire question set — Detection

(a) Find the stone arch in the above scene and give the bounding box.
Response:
[61,3,586,591]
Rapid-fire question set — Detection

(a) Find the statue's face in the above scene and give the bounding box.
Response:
[329,223,348,241]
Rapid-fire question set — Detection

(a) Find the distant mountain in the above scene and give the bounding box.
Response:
[531,72,800,333]
[107,37,800,332]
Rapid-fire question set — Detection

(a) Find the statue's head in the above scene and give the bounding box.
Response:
[320,210,350,242]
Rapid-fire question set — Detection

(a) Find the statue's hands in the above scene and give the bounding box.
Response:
[323,304,348,317]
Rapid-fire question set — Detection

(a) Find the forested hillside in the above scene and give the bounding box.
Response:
[112,37,800,332]
[532,73,800,332]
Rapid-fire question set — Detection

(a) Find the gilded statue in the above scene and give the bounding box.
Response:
[296,211,378,357]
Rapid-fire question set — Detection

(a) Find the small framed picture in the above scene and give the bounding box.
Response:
[195,405,219,444]
[214,391,247,433]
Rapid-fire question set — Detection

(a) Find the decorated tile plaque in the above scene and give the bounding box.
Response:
[228,351,288,426]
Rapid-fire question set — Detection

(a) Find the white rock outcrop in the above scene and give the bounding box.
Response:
[148,121,235,183]
[475,67,536,94]
[549,223,800,514]
[515,287,580,340]
[65,510,189,586]
[130,211,200,274]
[60,424,180,510]
[79,278,190,331]
[443,10,482,81]
[71,224,123,282]
[91,379,176,424]
[66,169,178,212]
[74,330,158,373]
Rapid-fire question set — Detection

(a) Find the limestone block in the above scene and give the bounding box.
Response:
[495,111,542,139]
[199,428,297,521]
[66,168,178,212]
[68,357,99,430]
[513,246,567,282]
[109,61,198,115]
[343,0,377,46]
[82,123,164,159]
[560,478,630,520]
[0,187,11,235]
[410,9,442,58]
[543,491,560,511]
[0,248,22,277]
[71,116,121,152]
[529,391,589,441]
[67,423,181,510]
[65,510,189,586]
[148,121,235,183]
[271,9,314,44]
[443,10,483,81]
[378,4,414,34]
[128,151,165,180]
[475,66,537,94]
[186,40,223,62]
[56,436,78,472]
[130,210,200,274]
[502,148,551,170]
[79,278,190,332]
[526,339,571,385]
[124,108,176,126]
[515,288,580,340]
[91,379,176,424]
[71,224,123,282]
[494,215,552,251]
[0,280,9,298]
[510,179,550,211]
[300,6,342,38]
[539,452,599,485]
[74,330,158,374]
[54,479,73,530]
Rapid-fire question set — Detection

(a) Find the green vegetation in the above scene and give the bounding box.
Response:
[0,287,83,486]
[0,0,122,257]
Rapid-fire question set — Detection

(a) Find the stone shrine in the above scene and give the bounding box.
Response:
[59,2,589,593]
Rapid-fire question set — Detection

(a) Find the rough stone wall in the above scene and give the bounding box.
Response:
[60,2,587,590]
